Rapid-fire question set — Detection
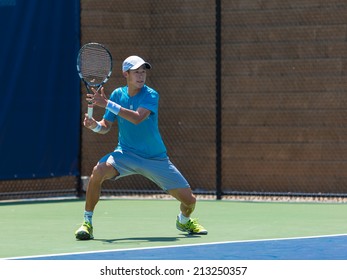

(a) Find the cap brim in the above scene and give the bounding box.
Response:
[130,62,151,70]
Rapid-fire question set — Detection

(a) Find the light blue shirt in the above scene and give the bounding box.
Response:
[104,85,167,158]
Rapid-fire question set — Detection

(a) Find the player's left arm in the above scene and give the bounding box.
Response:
[118,107,151,125]
[90,87,151,125]
[101,96,151,124]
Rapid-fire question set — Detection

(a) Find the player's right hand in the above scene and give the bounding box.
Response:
[83,113,98,130]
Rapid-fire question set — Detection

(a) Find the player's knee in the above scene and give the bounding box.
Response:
[91,164,107,181]
[183,193,196,208]
[169,188,196,207]
[190,195,196,206]
[91,162,118,182]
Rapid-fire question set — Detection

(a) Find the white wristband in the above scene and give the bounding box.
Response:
[106,100,121,115]
[91,121,102,133]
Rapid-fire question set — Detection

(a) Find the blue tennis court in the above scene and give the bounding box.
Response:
[13,234,347,260]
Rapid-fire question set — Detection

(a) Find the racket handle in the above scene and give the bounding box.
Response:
[87,104,93,119]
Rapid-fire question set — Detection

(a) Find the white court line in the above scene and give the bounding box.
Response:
[6,233,347,260]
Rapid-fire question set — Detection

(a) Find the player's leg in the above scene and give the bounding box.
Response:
[75,161,119,240]
[139,156,208,235]
[168,187,196,217]
[85,162,119,211]
[168,187,208,235]
[75,150,140,240]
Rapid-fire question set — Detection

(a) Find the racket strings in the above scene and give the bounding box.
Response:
[79,46,112,85]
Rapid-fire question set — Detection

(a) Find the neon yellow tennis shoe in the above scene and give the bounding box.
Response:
[176,217,208,235]
[75,222,94,240]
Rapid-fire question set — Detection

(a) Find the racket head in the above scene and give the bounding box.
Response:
[77,42,113,87]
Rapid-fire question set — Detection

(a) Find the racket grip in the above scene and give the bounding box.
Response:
[87,104,93,119]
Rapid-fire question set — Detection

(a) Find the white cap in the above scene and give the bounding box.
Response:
[122,55,151,72]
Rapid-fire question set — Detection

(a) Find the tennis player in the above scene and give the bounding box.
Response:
[75,55,207,240]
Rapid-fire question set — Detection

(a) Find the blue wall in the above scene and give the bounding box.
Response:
[0,0,80,179]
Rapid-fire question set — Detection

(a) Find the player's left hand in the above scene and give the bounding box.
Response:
[86,87,108,108]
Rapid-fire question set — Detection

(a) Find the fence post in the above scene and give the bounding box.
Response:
[216,0,222,200]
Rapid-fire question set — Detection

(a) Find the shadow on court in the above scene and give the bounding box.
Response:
[92,235,201,244]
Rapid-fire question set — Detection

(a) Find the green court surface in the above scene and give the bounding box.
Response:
[1,198,347,259]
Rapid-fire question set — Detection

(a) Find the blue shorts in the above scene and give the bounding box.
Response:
[99,150,190,191]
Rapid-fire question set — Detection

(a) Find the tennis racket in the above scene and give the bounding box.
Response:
[76,42,113,119]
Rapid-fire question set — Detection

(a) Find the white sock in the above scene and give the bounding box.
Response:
[84,210,93,225]
[178,212,190,224]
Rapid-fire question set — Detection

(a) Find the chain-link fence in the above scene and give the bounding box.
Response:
[80,0,217,196]
[81,0,347,198]
[221,0,347,197]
